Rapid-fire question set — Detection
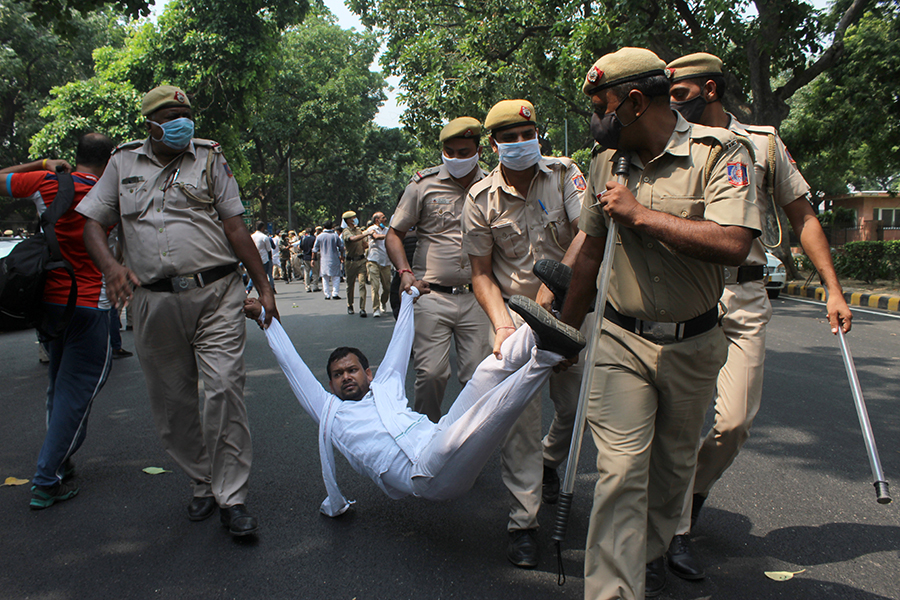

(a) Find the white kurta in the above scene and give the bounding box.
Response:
[312,229,343,277]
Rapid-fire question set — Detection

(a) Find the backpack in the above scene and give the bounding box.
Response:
[0,172,78,339]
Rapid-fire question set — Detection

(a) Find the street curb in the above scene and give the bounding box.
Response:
[783,283,900,312]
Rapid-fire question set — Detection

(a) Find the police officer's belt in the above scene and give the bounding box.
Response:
[347,255,366,261]
[144,263,238,293]
[603,303,718,344]
[723,264,765,285]
[427,282,473,295]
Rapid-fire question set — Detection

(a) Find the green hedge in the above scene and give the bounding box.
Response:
[837,241,900,283]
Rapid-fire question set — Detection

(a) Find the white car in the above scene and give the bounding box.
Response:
[764,251,787,299]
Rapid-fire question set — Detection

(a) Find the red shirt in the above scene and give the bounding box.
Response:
[6,170,108,309]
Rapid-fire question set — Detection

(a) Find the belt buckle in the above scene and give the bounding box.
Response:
[171,275,199,292]
[638,320,679,344]
[451,286,467,295]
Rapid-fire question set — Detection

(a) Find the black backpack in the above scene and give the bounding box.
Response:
[0,171,78,339]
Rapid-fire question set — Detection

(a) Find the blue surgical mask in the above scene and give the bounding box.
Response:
[149,117,195,150]
[496,137,542,171]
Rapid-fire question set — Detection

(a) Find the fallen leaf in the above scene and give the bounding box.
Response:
[765,569,806,581]
[3,477,30,486]
[142,467,171,475]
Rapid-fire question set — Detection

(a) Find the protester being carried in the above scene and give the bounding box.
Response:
[243,282,584,517]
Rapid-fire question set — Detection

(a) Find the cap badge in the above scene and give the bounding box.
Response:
[174,90,186,104]
[665,68,676,79]
[464,128,472,136]
[588,67,602,83]
[519,106,532,119]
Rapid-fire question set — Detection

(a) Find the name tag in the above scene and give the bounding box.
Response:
[121,176,144,185]
[430,197,453,205]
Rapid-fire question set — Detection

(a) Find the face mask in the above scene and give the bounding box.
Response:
[671,95,707,123]
[496,137,542,171]
[149,117,194,150]
[351,218,358,227]
[442,153,480,179]
[590,102,644,149]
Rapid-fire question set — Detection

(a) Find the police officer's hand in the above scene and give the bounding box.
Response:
[103,263,140,309]
[258,289,278,328]
[411,279,430,301]
[536,283,555,312]
[399,270,416,294]
[553,354,580,373]
[492,324,516,360]
[827,293,852,334]
[599,181,645,228]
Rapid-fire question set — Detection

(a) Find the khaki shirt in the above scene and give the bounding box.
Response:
[463,157,584,299]
[391,164,486,288]
[342,226,367,260]
[77,138,244,284]
[729,115,810,266]
[580,115,761,322]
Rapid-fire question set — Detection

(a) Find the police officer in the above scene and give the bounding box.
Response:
[341,210,369,316]
[79,85,277,537]
[463,100,589,569]
[386,117,492,423]
[662,52,853,579]
[555,48,761,599]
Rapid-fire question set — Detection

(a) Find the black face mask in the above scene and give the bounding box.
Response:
[590,102,644,149]
[671,95,707,123]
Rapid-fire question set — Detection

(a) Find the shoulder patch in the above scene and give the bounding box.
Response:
[111,140,142,155]
[411,165,441,183]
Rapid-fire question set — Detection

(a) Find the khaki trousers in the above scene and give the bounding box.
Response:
[675,280,771,534]
[345,258,367,310]
[132,272,252,507]
[367,262,392,313]
[583,320,726,600]
[500,311,592,531]
[411,291,492,422]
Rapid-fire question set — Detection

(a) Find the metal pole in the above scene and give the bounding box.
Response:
[552,151,631,545]
[564,119,569,157]
[837,325,892,504]
[286,148,293,232]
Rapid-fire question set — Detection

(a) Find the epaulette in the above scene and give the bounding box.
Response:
[591,143,607,157]
[411,165,441,183]
[739,123,777,137]
[111,140,143,155]
[193,138,223,153]
[544,155,574,170]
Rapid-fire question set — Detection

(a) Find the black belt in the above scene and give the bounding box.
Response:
[603,303,718,344]
[725,264,765,284]
[346,255,366,262]
[428,282,473,295]
[143,263,237,293]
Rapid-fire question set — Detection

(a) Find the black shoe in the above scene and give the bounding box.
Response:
[691,493,707,530]
[220,504,258,536]
[30,481,78,510]
[347,306,354,314]
[666,534,705,580]
[508,295,586,357]
[542,465,560,505]
[332,294,340,300]
[533,259,573,312]
[112,348,133,359]
[359,309,367,318]
[507,529,538,569]
[645,557,666,598]
[187,496,217,522]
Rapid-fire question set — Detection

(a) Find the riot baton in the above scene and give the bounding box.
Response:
[552,152,631,578]
[837,325,892,504]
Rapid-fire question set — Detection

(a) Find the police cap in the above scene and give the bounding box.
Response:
[440,117,482,143]
[582,47,667,96]
[342,210,357,220]
[484,100,537,134]
[666,52,723,83]
[142,85,191,117]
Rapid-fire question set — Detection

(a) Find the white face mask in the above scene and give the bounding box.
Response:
[442,153,480,179]
[496,137,542,171]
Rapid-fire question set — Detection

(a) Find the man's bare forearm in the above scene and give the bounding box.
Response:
[633,210,753,266]
[783,198,842,293]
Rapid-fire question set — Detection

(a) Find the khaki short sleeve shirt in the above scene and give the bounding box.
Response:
[342,227,367,259]
[729,115,811,266]
[391,164,486,288]
[579,115,761,322]
[77,138,244,284]
[463,157,584,299]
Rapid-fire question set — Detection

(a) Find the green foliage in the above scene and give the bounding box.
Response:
[781,2,900,195]
[839,240,898,282]
[816,207,857,229]
[19,0,152,35]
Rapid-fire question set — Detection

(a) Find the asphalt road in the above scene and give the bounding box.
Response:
[1,286,898,600]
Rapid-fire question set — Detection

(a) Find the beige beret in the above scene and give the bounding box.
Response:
[582,47,667,96]
[666,52,723,83]
[484,100,537,133]
[141,85,191,117]
[440,117,482,143]
[342,210,357,220]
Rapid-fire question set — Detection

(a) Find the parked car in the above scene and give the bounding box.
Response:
[764,251,787,299]
[0,235,32,331]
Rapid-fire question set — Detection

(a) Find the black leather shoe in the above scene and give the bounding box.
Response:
[667,534,705,580]
[533,259,572,312]
[507,528,538,569]
[187,496,217,522]
[645,557,666,598]
[542,465,560,505]
[691,493,707,529]
[220,504,259,536]
[347,306,354,314]
[508,295,586,357]
[359,309,367,318]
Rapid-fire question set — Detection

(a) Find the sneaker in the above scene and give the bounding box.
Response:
[373,309,381,318]
[347,306,354,315]
[359,309,367,318]
[508,295,586,357]
[112,348,133,359]
[30,482,79,510]
[61,458,75,482]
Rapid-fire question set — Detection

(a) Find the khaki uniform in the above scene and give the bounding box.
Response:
[77,138,252,507]
[392,164,492,422]
[579,116,761,600]
[675,116,811,533]
[342,226,368,311]
[463,156,591,531]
